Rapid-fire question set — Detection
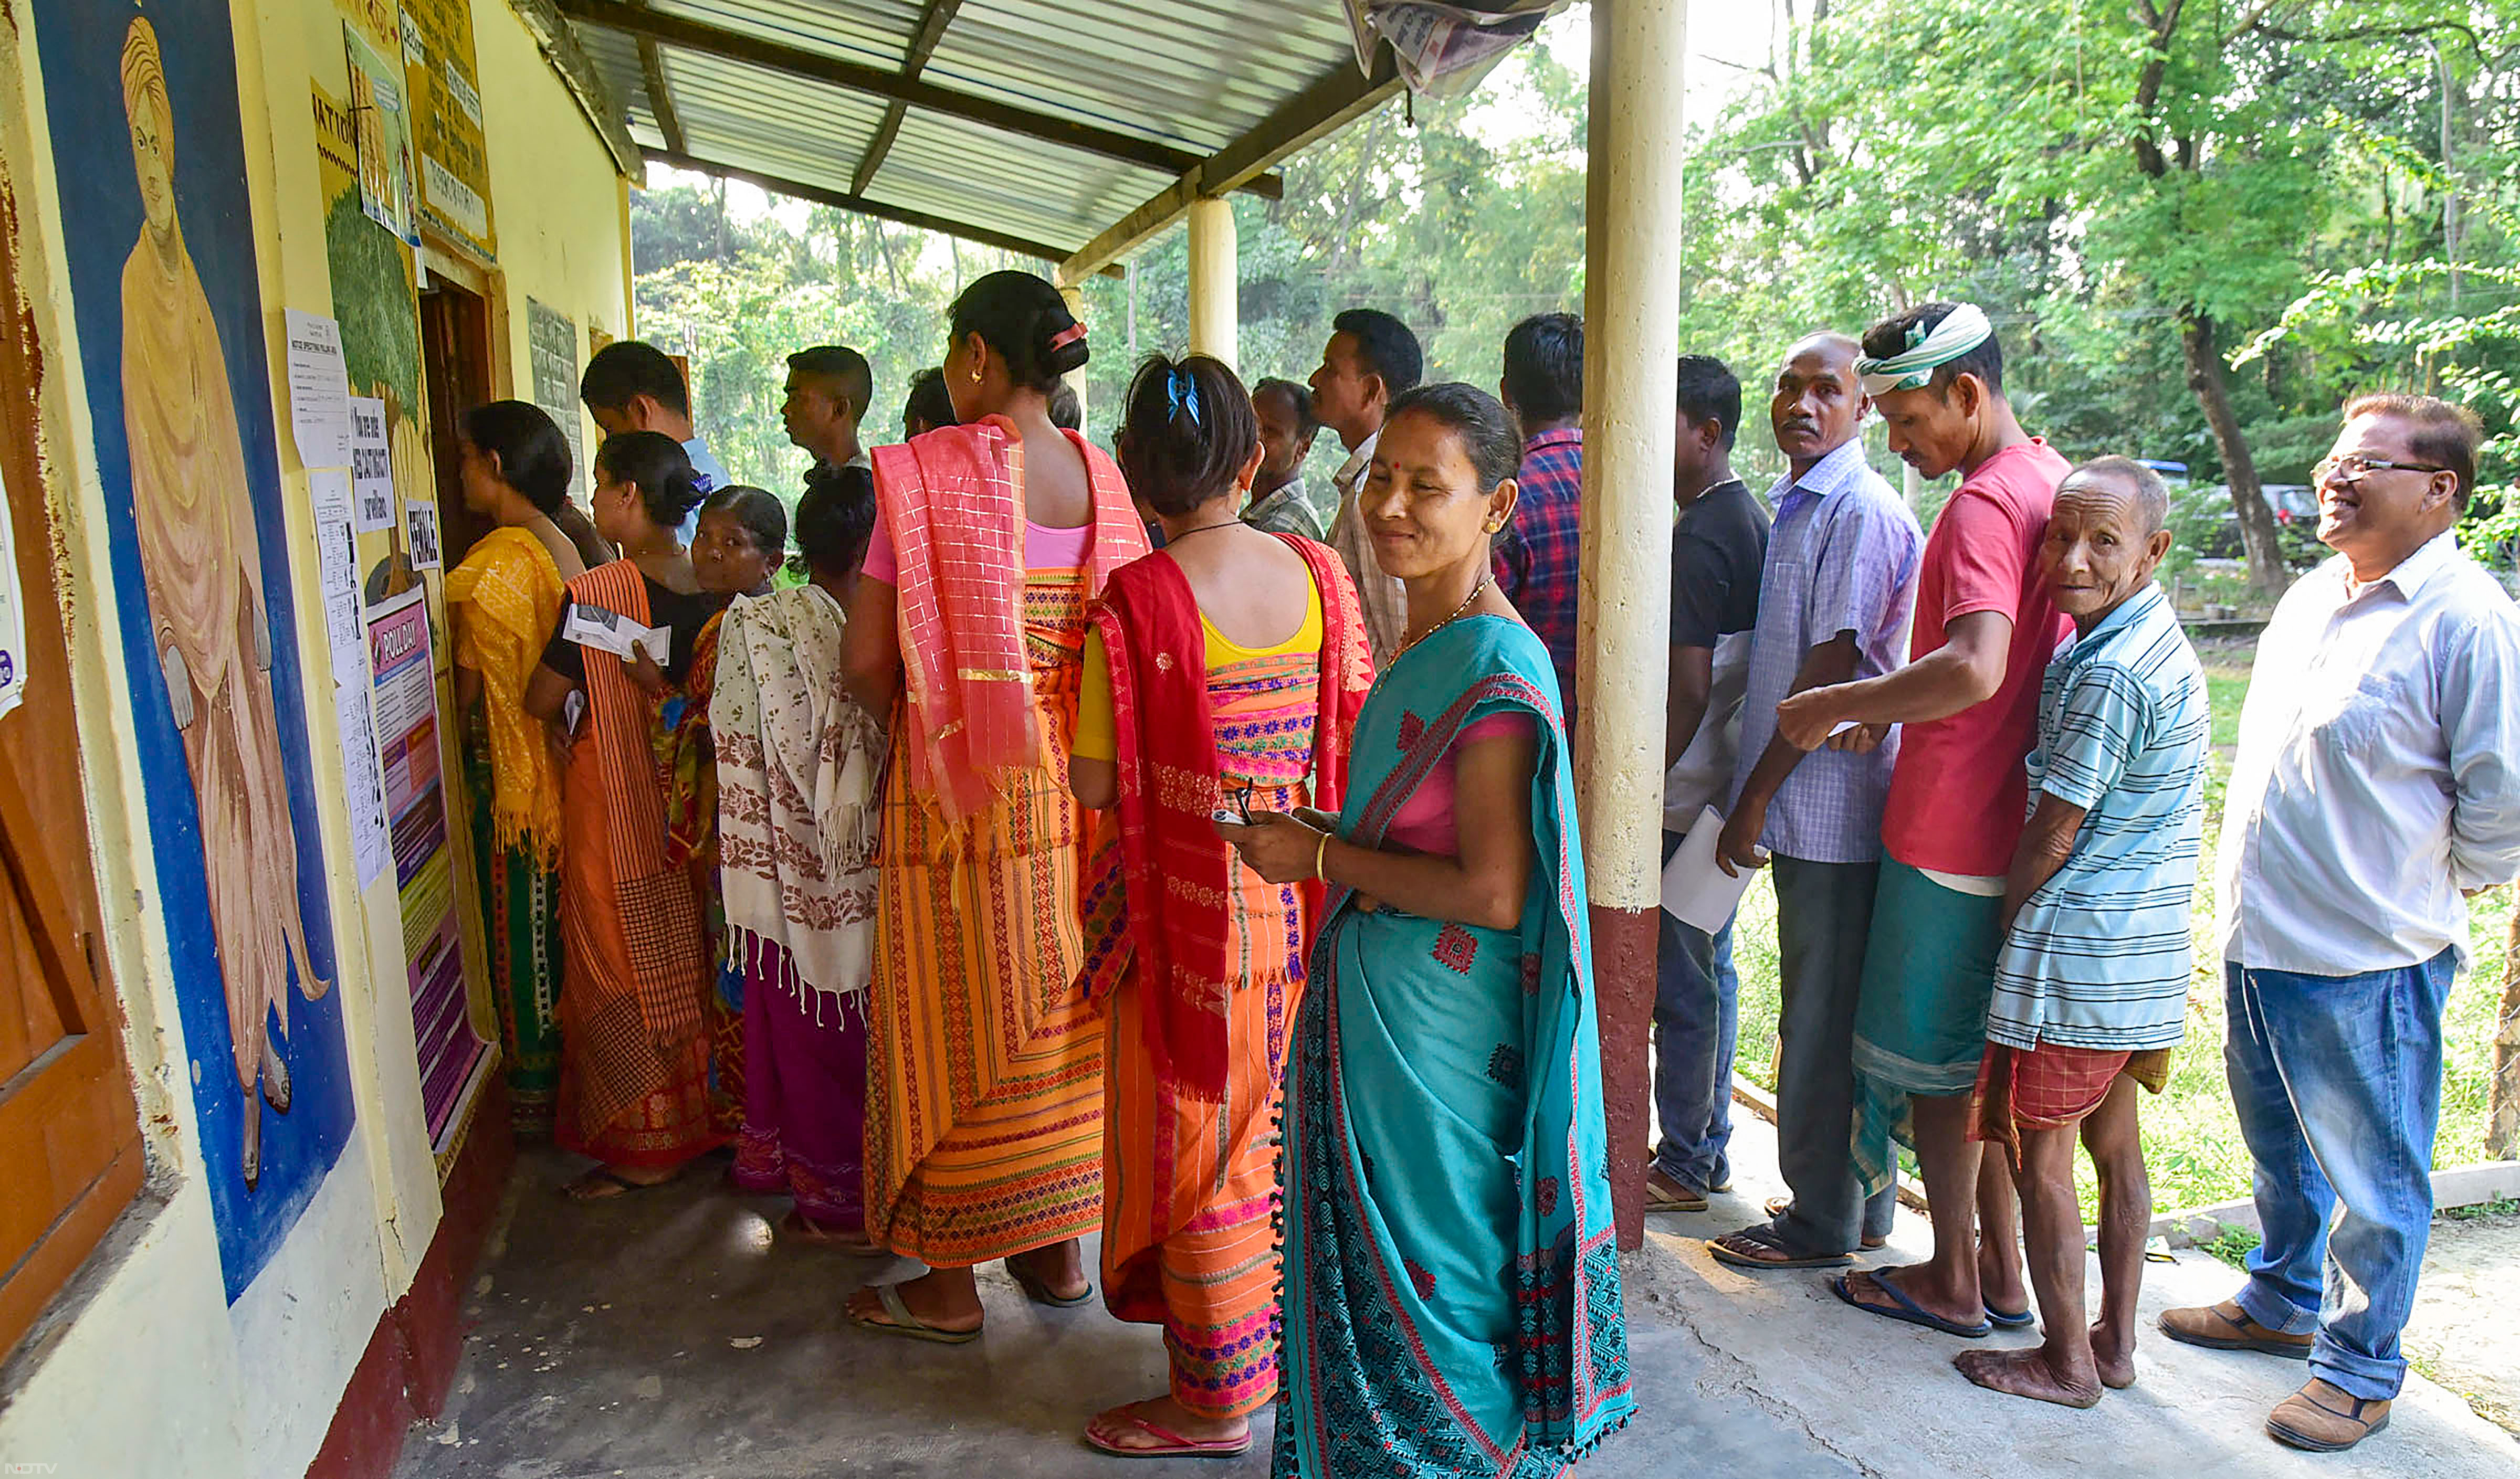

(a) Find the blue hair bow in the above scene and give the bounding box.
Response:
[1167,365,1203,427]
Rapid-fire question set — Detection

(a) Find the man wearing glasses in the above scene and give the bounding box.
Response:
[2161,394,2520,1453]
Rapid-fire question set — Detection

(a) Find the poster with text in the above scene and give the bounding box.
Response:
[366,589,482,1146]
[344,18,418,245]
[397,0,496,259]
[32,0,350,1302]
[527,298,583,487]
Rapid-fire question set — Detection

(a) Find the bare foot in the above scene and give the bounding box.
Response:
[2091,1320,2136,1390]
[1843,1264,1987,1330]
[1084,1397,1251,1456]
[563,1163,680,1201]
[1954,1348,2103,1409]
[780,1209,886,1256]
[844,1270,983,1334]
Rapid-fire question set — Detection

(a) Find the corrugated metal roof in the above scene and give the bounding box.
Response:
[553,0,1388,266]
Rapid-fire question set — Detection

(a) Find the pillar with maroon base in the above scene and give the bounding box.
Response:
[1577,0,1688,1251]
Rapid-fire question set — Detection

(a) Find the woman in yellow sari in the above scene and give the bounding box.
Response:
[839,271,1148,1339]
[447,402,585,1133]
[525,432,731,1198]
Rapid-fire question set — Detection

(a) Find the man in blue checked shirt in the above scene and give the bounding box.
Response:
[1954,456,2208,1412]
[1492,312,1584,712]
[1706,333,1923,1271]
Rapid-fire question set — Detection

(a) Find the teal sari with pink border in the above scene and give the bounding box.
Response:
[1273,614,1633,1478]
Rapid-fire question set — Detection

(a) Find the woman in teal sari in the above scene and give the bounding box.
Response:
[1225,383,1632,1477]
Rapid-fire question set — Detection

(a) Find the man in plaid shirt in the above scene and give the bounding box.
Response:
[1493,312,1586,712]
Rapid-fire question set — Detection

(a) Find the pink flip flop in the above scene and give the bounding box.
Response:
[1083,1410,1253,1460]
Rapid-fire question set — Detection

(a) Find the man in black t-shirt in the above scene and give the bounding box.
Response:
[1647,355,1772,1213]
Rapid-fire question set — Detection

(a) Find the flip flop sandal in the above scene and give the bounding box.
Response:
[849,1283,982,1345]
[1707,1223,1853,1271]
[562,1166,675,1202]
[1007,1257,1096,1308]
[1084,1411,1253,1460]
[1644,1178,1708,1213]
[1830,1271,1992,1339]
[780,1210,888,1257]
[1987,1305,2035,1329]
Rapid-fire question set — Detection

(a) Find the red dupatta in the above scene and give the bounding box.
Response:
[870,417,1145,826]
[1084,535,1374,1101]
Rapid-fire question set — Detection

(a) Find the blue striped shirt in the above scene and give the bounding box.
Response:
[1988,582,2209,1051]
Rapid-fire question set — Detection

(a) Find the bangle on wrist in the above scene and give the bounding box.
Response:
[1312,828,1331,881]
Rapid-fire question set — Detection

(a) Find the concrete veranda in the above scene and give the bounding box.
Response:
[400,1124,2519,1479]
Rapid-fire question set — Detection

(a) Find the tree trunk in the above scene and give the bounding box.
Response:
[2176,310,2286,595]
[2491,891,2520,1159]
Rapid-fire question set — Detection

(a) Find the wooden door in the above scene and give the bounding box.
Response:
[0,179,146,1359]
[420,272,496,566]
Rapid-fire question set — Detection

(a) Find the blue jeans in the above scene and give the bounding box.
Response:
[1770,855,1897,1256]
[2225,951,2456,1401]
[1652,831,1737,1191]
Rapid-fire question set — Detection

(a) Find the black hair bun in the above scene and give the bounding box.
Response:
[1040,309,1090,378]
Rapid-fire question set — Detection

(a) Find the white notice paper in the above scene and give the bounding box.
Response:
[284,309,351,468]
[1660,806,1759,932]
[0,464,28,720]
[310,469,357,599]
[348,396,395,533]
[404,499,443,571]
[334,681,392,888]
[324,590,366,689]
[563,601,667,664]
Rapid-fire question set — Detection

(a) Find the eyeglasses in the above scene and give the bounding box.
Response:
[1220,777,1255,826]
[2313,455,2448,488]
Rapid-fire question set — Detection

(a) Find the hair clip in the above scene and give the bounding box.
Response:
[1167,366,1204,427]
[1047,322,1088,351]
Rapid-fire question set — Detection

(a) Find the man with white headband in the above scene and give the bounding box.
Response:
[1771,301,2074,1343]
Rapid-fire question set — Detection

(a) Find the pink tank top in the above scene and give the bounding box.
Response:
[862,516,1091,583]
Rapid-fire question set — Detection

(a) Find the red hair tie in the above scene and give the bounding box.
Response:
[1046,322,1088,351]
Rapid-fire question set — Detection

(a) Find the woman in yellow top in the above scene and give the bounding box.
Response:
[447,402,587,1133]
[1068,355,1373,1457]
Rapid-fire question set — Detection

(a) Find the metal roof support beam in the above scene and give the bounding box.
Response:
[559,0,1270,195]
[637,38,687,156]
[642,149,1124,278]
[852,0,967,196]
[1057,52,1402,286]
[510,0,643,175]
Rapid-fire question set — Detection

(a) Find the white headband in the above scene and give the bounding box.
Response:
[1855,303,1993,395]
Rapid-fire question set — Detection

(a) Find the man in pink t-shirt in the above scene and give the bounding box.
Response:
[1771,301,2073,1340]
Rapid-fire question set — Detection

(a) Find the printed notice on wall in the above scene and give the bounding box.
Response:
[348,395,395,533]
[344,19,418,245]
[399,0,497,259]
[335,681,391,888]
[404,499,443,571]
[284,309,350,468]
[527,298,581,482]
[0,464,28,720]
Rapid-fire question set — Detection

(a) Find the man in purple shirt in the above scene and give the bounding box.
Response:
[1708,332,1925,1271]
[1493,312,1586,709]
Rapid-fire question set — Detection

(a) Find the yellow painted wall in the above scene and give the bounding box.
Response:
[0,4,629,1475]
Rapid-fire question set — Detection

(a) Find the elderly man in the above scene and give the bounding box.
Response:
[2160,394,2520,1453]
[1707,334,1923,1271]
[1954,457,2208,1409]
[1774,301,2070,1337]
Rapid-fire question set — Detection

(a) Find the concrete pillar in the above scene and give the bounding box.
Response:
[1186,196,1238,369]
[1059,283,1091,429]
[1578,0,1687,1251]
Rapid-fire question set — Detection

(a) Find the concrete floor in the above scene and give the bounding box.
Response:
[401,1122,2520,1479]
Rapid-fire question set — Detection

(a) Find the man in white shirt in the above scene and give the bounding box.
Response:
[2162,394,2520,1454]
[1310,309,1420,663]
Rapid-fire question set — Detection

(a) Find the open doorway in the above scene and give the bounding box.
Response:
[419,269,496,565]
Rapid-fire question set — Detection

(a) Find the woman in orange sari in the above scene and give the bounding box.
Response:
[1069,355,1373,1456]
[839,271,1148,1338]
[524,431,731,1198]
[447,402,586,1134]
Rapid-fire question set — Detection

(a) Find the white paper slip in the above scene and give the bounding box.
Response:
[563,602,668,663]
[1661,805,1759,932]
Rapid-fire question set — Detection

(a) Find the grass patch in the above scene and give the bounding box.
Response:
[2197,1223,2263,1271]
[2443,1195,2520,1223]
[1719,632,2516,1222]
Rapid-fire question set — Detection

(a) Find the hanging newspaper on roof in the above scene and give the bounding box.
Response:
[1343,1,1569,98]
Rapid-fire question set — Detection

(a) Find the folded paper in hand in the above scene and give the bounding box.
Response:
[1661,805,1759,932]
[564,601,669,664]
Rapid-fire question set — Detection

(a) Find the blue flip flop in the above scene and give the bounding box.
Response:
[1988,1305,2035,1329]
[1830,1271,1993,1339]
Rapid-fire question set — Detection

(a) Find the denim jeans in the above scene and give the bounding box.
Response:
[2225,950,2456,1401]
[1652,831,1738,1192]
[1770,855,1897,1256]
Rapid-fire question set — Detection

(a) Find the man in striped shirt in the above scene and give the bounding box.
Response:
[1956,456,2209,1410]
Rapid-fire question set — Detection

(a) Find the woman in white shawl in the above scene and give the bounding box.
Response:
[719,465,888,1250]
